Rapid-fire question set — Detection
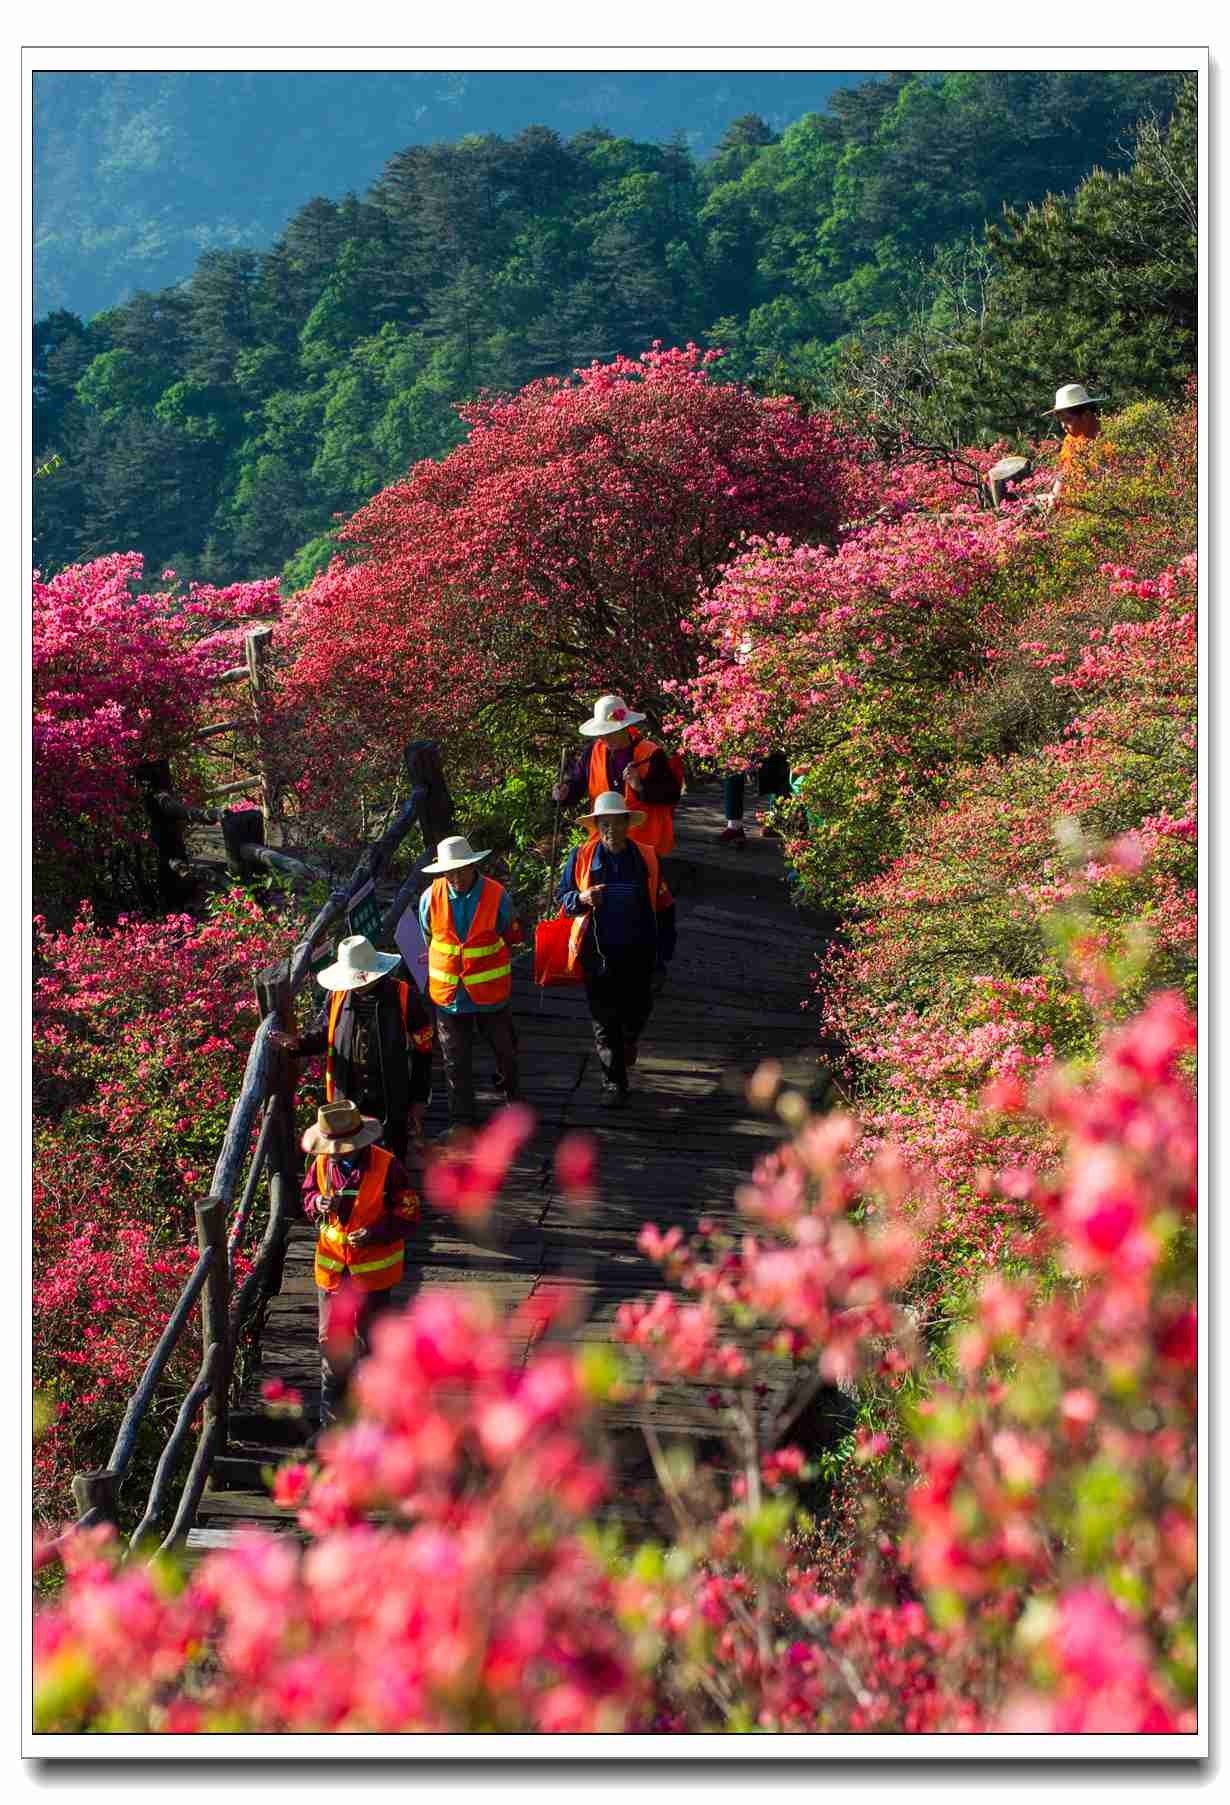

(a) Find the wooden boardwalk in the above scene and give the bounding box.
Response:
[190,783,837,1550]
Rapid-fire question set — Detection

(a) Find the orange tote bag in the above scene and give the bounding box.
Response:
[534,913,583,987]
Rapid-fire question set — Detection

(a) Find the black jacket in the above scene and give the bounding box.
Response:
[299,975,432,1120]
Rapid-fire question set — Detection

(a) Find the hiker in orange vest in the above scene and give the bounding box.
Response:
[282,935,432,1162]
[559,791,676,1108]
[1044,382,1108,507]
[419,835,525,1132]
[553,693,683,857]
[301,1099,421,1427]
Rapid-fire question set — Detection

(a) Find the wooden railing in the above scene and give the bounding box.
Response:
[62,740,455,1556]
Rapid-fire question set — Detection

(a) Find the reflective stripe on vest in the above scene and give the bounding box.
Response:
[313,1145,405,1293]
[589,730,675,856]
[427,877,513,1007]
[324,980,412,1102]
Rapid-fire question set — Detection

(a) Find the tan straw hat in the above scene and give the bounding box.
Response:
[579,789,646,829]
[578,693,647,738]
[316,933,401,992]
[422,834,491,875]
[301,1098,383,1156]
[1043,382,1107,416]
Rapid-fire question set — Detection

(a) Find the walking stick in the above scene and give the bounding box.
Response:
[539,748,567,1012]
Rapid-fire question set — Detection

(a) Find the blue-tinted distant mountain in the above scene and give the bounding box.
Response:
[33,69,872,319]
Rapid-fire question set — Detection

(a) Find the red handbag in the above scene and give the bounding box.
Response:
[534,913,584,987]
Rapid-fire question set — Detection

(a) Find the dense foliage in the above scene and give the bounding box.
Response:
[830,79,1197,458]
[35,986,1196,1732]
[34,71,862,320]
[32,551,280,911]
[32,890,306,1518]
[33,71,1178,585]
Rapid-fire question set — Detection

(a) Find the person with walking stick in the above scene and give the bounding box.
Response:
[557,791,676,1109]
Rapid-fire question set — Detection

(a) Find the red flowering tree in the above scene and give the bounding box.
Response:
[275,345,860,826]
[33,553,280,909]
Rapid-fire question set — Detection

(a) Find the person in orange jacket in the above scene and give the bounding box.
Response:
[1044,382,1108,507]
[558,792,676,1108]
[553,693,682,856]
[279,935,433,1160]
[301,1099,420,1427]
[419,834,525,1132]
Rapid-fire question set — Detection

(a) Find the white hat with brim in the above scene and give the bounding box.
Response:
[579,693,648,737]
[422,834,491,875]
[1043,382,1108,416]
[579,789,647,829]
[301,1099,384,1156]
[316,933,401,992]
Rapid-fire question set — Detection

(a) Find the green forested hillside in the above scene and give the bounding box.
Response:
[33,70,870,319]
[33,70,1180,585]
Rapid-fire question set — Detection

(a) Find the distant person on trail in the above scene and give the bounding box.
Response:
[553,693,683,857]
[720,752,791,847]
[1044,382,1107,507]
[278,935,432,1163]
[559,791,676,1109]
[302,1099,420,1429]
[418,834,524,1135]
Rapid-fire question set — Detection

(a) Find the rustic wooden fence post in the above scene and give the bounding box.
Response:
[135,757,194,909]
[405,740,455,850]
[70,1468,119,1526]
[195,1196,230,1456]
[987,454,1032,509]
[255,961,298,1315]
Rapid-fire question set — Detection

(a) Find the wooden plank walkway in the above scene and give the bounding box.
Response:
[189,783,839,1550]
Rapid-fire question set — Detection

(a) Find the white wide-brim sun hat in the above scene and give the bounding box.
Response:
[421,834,491,875]
[1044,382,1108,416]
[578,693,647,737]
[579,789,647,829]
[316,933,402,992]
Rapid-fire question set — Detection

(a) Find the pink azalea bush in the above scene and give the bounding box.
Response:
[34,992,1196,1735]
[33,552,279,906]
[819,544,1196,1312]
[669,475,1044,911]
[33,888,304,1519]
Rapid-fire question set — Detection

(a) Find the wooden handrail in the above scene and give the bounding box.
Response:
[128,1344,219,1552]
[227,1102,277,1276]
[58,747,447,1557]
[104,1248,215,1480]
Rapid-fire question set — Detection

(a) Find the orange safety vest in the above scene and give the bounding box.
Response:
[589,729,675,856]
[324,979,430,1102]
[567,836,671,973]
[313,1145,406,1293]
[427,876,514,1008]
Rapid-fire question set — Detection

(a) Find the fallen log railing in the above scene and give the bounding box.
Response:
[60,742,455,1558]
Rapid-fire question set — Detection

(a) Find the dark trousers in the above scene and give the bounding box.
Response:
[435,1005,520,1125]
[317,1284,399,1427]
[723,771,749,820]
[723,755,789,822]
[584,953,655,1093]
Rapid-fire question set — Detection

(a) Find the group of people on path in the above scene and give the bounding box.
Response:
[288,689,683,1425]
[285,379,1106,1427]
